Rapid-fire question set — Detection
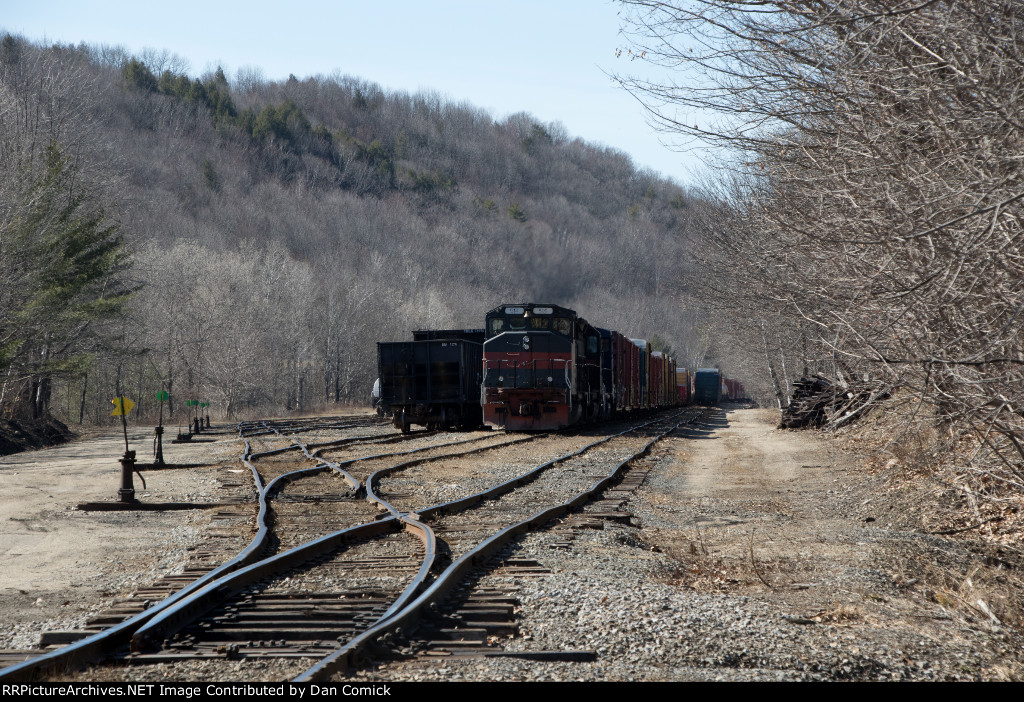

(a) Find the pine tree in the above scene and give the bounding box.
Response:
[0,142,131,418]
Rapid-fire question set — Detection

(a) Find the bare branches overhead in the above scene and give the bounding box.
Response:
[619,1,1024,494]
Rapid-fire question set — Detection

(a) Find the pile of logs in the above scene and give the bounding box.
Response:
[779,375,883,429]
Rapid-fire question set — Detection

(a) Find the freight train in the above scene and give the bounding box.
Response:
[377,303,745,432]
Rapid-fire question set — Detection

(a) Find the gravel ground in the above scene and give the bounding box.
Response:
[0,426,247,651]
[349,407,1021,682]
[4,409,1021,682]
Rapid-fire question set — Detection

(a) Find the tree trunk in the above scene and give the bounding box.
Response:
[761,322,786,409]
[778,334,791,405]
[79,373,88,424]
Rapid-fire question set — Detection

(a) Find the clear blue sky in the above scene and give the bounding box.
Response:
[2,0,710,184]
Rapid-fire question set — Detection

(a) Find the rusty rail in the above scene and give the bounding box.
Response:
[296,409,700,680]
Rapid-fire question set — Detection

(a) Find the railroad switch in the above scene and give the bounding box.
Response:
[118,449,139,503]
[153,425,165,465]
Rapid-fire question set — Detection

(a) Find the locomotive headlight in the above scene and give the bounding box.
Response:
[547,376,553,382]
[498,376,504,382]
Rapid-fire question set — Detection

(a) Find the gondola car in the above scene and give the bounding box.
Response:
[377,329,484,433]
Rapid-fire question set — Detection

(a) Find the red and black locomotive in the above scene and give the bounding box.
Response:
[480,303,686,430]
[481,304,602,430]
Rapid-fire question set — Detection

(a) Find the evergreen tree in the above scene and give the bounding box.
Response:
[0,143,131,418]
[122,58,157,92]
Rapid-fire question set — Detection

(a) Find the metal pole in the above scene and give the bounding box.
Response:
[117,397,137,502]
[154,388,165,465]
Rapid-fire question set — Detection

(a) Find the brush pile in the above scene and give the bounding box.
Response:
[780,376,881,429]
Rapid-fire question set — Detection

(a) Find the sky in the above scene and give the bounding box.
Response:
[2,0,712,184]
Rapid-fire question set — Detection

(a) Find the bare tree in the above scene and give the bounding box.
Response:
[618,1,1024,495]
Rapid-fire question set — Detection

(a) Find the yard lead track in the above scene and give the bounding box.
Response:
[298,407,705,681]
[0,417,498,680]
[0,410,701,681]
[119,431,563,672]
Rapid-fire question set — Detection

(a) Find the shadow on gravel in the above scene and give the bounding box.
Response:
[678,407,729,440]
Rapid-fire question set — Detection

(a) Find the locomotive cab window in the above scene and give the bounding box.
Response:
[488,318,505,335]
[552,317,571,336]
[508,316,527,330]
[529,317,550,330]
[587,335,599,355]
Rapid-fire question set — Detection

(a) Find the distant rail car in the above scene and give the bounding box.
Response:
[377,329,484,433]
[694,368,721,405]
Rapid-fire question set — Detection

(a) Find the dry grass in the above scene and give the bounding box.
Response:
[654,530,741,592]
[812,400,1024,651]
[814,603,864,624]
[650,526,796,594]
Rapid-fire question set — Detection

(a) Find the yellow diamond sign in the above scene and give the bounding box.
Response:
[110,397,135,416]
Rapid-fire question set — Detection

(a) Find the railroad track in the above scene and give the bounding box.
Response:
[130,530,427,664]
[0,409,702,682]
[299,407,705,680]
[0,418,496,679]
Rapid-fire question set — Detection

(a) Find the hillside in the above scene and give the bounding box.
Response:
[0,36,719,427]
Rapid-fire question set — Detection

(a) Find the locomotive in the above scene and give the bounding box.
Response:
[481,303,598,430]
[376,303,745,433]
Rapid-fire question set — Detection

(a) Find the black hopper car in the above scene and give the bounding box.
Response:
[377,329,485,433]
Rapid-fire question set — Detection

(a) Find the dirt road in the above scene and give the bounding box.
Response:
[629,407,1019,680]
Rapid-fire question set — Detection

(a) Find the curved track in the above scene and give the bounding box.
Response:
[0,409,704,681]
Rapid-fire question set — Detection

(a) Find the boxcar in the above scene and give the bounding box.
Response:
[676,368,691,405]
[694,368,721,405]
[630,339,652,410]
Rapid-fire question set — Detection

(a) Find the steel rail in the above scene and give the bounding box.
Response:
[128,517,413,652]
[365,411,682,519]
[304,430,439,453]
[271,430,514,496]
[123,434,541,654]
[0,426,273,681]
[259,419,384,436]
[295,408,702,681]
[124,418,366,651]
[246,427,442,461]
[414,411,687,520]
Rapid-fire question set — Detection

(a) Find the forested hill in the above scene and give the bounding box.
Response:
[1,36,708,425]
